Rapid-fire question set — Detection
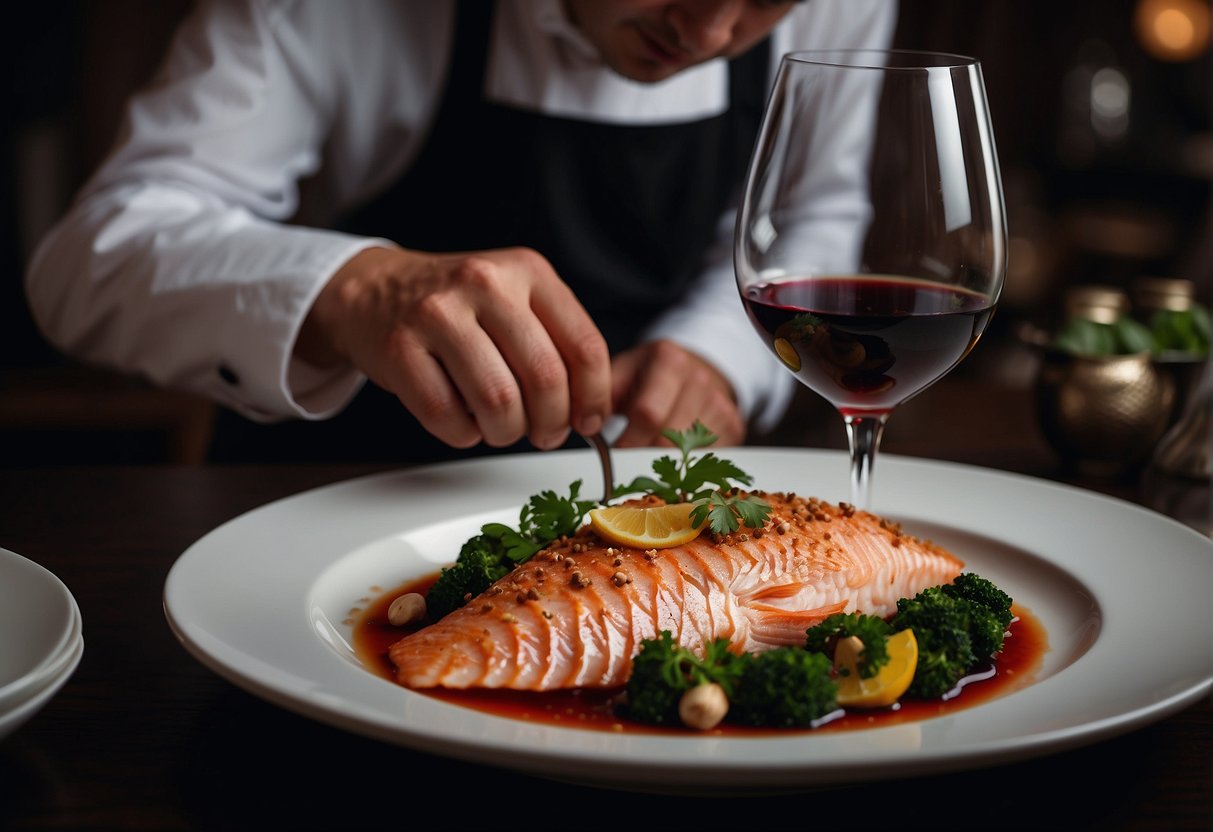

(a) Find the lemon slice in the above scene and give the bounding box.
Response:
[834,629,918,708]
[589,503,704,549]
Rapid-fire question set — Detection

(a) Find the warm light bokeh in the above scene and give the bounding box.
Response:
[1134,0,1212,61]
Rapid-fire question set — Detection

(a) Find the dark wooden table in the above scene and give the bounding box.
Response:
[1,378,1209,831]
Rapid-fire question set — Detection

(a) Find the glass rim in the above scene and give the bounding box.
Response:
[781,48,981,71]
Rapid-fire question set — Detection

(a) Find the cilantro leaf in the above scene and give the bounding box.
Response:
[615,421,771,535]
[692,491,743,534]
[518,481,596,548]
[663,421,717,453]
[731,495,773,528]
[682,452,754,498]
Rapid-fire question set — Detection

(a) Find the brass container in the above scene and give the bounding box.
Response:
[1035,347,1176,476]
[1132,276,1208,423]
[1142,365,1212,536]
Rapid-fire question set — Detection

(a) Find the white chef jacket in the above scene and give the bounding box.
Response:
[24,0,897,433]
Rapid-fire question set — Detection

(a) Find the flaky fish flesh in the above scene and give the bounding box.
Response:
[389,493,963,691]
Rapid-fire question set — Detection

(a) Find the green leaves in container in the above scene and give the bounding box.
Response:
[1115,316,1158,354]
[1149,304,1210,356]
[1051,315,1155,356]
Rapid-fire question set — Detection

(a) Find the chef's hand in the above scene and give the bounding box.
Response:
[609,340,746,447]
[296,245,611,450]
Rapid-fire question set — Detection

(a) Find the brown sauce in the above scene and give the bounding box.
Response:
[352,574,1048,735]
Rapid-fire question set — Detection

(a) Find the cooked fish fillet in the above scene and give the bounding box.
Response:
[388,492,963,691]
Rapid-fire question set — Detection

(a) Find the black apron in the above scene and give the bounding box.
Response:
[209,2,769,463]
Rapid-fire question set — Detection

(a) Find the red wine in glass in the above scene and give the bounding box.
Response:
[743,275,996,417]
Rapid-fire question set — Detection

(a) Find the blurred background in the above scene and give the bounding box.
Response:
[1,0,1209,467]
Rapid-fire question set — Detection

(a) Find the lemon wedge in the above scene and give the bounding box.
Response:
[588,503,704,549]
[834,629,918,708]
[773,337,802,371]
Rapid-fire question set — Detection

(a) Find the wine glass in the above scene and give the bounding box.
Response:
[735,49,1007,510]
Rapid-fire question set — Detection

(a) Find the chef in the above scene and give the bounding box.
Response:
[25,0,895,462]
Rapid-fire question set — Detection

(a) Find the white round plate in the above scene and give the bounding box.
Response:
[162,449,1213,793]
[0,547,81,712]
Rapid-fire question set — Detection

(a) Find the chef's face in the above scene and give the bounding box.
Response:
[564,0,797,83]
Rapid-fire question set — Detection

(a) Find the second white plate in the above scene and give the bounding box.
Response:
[0,547,82,713]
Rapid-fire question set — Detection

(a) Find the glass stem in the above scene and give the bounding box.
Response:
[843,414,888,510]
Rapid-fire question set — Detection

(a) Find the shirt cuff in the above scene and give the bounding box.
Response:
[276,236,397,420]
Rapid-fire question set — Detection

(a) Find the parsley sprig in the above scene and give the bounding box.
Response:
[483,482,598,563]
[613,421,771,535]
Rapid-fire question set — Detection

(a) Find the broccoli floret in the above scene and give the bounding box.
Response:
[425,540,511,621]
[729,648,838,728]
[964,603,1010,664]
[805,612,893,678]
[624,633,689,725]
[943,572,1014,629]
[890,573,1015,699]
[939,572,1015,662]
[890,587,975,698]
[624,632,747,726]
[624,634,838,729]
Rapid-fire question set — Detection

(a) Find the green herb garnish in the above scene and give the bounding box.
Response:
[612,421,772,535]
